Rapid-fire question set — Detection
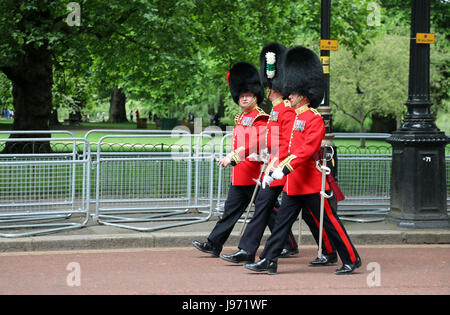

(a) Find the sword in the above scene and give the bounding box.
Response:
[317,146,334,259]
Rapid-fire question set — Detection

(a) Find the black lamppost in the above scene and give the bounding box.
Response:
[319,0,332,139]
[386,0,449,228]
[319,0,338,193]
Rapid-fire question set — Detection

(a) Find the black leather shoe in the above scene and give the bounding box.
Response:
[221,249,255,264]
[192,240,221,257]
[335,257,362,275]
[308,252,338,266]
[244,258,278,275]
[279,248,299,258]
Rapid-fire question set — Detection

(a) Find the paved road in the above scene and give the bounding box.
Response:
[0,245,448,296]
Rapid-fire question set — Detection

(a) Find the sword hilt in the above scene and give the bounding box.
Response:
[320,190,333,199]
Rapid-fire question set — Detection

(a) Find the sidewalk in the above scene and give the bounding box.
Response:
[0,214,449,252]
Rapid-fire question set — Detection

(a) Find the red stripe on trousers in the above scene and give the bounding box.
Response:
[323,199,357,263]
[305,207,333,254]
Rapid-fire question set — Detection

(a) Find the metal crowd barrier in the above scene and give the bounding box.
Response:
[333,133,392,222]
[213,132,392,222]
[336,152,391,222]
[0,131,90,237]
[215,133,402,223]
[0,129,447,237]
[215,133,233,214]
[88,130,214,232]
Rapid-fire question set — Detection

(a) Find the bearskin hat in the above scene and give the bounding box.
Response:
[259,42,287,93]
[282,46,325,108]
[228,62,264,105]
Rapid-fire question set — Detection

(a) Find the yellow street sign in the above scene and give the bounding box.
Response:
[320,40,338,50]
[321,56,330,74]
[416,33,435,44]
[320,56,330,65]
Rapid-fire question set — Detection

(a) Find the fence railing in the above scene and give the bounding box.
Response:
[333,133,391,222]
[89,130,214,232]
[0,130,448,237]
[213,132,395,222]
[0,131,90,237]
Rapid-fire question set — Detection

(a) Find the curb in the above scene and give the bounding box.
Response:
[0,230,449,253]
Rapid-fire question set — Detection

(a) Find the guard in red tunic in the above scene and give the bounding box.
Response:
[221,43,335,265]
[245,46,361,275]
[220,43,298,264]
[259,43,336,264]
[192,62,268,258]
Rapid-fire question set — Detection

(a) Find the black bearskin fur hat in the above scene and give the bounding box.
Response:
[282,46,325,108]
[259,42,287,93]
[228,62,264,105]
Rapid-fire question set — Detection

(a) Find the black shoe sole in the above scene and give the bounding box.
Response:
[308,257,338,267]
[335,259,361,275]
[335,269,355,275]
[192,242,220,257]
[220,255,254,264]
[279,249,299,258]
[244,264,277,275]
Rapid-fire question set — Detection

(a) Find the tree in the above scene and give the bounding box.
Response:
[109,86,127,123]
[380,0,450,127]
[0,0,150,150]
[0,0,382,145]
[330,34,409,146]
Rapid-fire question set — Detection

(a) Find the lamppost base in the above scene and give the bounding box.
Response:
[386,130,449,229]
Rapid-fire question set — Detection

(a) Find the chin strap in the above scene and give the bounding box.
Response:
[243,97,257,112]
[291,95,303,107]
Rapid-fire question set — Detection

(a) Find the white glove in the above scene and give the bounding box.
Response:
[247,153,260,161]
[262,175,274,189]
[320,190,333,199]
[272,167,284,180]
[260,148,269,163]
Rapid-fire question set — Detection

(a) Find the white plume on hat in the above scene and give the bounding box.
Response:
[265,52,276,79]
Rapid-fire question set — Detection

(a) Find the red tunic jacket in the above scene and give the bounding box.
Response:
[279,105,330,195]
[263,98,296,187]
[228,106,269,186]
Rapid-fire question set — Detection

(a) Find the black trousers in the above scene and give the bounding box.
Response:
[301,202,336,256]
[208,184,255,251]
[261,192,359,265]
[239,186,335,255]
[238,185,297,255]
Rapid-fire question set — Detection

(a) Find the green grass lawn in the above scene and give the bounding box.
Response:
[0,118,404,158]
[1,118,447,154]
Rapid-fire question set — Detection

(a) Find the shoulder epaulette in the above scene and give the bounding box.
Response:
[272,97,284,107]
[295,105,309,115]
[309,108,321,116]
[254,107,269,120]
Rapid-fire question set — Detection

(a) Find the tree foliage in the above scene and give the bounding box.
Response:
[380,0,450,122]
[1,0,447,133]
[0,0,382,128]
[330,34,409,133]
